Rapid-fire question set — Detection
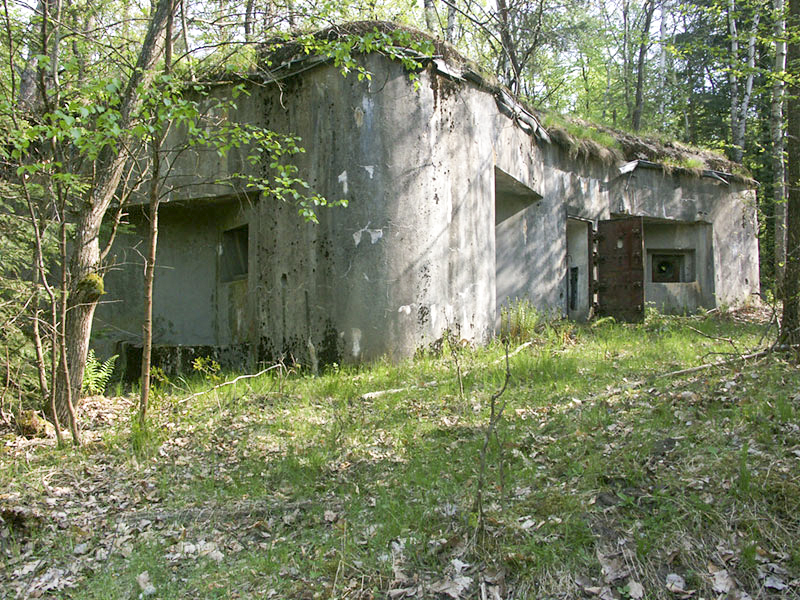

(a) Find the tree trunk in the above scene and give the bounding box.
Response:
[18,0,57,111]
[244,0,255,41]
[424,0,437,33]
[53,0,174,426]
[446,2,457,42]
[622,0,633,121]
[783,0,800,343]
[140,138,162,426]
[632,0,655,131]
[729,0,760,163]
[657,0,668,117]
[773,0,787,289]
[729,0,742,162]
[496,0,522,93]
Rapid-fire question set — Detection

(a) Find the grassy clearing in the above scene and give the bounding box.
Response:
[1,308,798,599]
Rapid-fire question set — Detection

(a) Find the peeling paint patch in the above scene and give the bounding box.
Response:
[444,304,455,323]
[457,283,478,299]
[362,165,375,178]
[354,107,364,128]
[338,170,348,195]
[353,222,384,246]
[351,328,362,358]
[398,305,413,315]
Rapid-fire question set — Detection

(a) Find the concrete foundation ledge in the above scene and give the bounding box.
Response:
[116,342,251,382]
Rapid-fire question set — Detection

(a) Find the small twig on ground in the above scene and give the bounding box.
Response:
[687,325,739,350]
[1,350,13,428]
[178,364,285,405]
[447,330,466,404]
[474,339,511,540]
[495,341,533,363]
[590,348,776,402]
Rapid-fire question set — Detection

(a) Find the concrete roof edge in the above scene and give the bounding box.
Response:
[628,159,758,187]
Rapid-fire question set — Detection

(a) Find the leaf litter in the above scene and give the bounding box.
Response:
[1,317,799,598]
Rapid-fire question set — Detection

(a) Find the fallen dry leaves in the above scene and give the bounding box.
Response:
[2,343,799,599]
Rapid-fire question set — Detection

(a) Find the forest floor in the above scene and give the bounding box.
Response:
[1,307,799,599]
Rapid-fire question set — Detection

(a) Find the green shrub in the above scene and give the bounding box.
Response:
[500,299,543,341]
[82,349,117,396]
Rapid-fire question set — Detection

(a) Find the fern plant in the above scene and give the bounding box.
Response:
[82,349,118,396]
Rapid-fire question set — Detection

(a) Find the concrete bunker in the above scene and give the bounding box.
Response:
[93,27,759,374]
[218,222,251,345]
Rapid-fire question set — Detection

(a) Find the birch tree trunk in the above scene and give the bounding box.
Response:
[632,0,655,131]
[424,0,437,32]
[446,2,457,42]
[623,0,632,120]
[729,0,760,163]
[773,0,787,288]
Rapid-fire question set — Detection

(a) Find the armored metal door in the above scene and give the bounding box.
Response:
[596,217,645,321]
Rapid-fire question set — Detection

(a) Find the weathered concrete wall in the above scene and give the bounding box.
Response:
[95,51,760,369]
[94,198,251,358]
[540,142,758,314]
[246,57,490,363]
[115,56,556,365]
[708,188,760,306]
[254,57,567,362]
[642,221,714,313]
[495,167,548,323]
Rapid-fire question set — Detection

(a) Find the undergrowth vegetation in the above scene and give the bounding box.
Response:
[1,309,798,599]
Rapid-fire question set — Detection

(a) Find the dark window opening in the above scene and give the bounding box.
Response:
[221,225,248,282]
[569,267,579,310]
[651,253,688,283]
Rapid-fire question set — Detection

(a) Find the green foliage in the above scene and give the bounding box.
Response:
[192,356,221,382]
[542,113,623,151]
[268,24,436,90]
[130,415,161,459]
[149,366,170,389]
[0,184,58,411]
[137,73,344,223]
[642,303,675,333]
[82,350,117,396]
[499,299,543,341]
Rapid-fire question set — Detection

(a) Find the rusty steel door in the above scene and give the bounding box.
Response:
[596,217,645,321]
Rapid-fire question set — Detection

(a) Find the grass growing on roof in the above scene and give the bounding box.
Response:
[542,113,623,154]
[1,307,798,599]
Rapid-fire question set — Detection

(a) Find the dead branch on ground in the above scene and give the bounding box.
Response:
[473,339,511,540]
[178,363,286,405]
